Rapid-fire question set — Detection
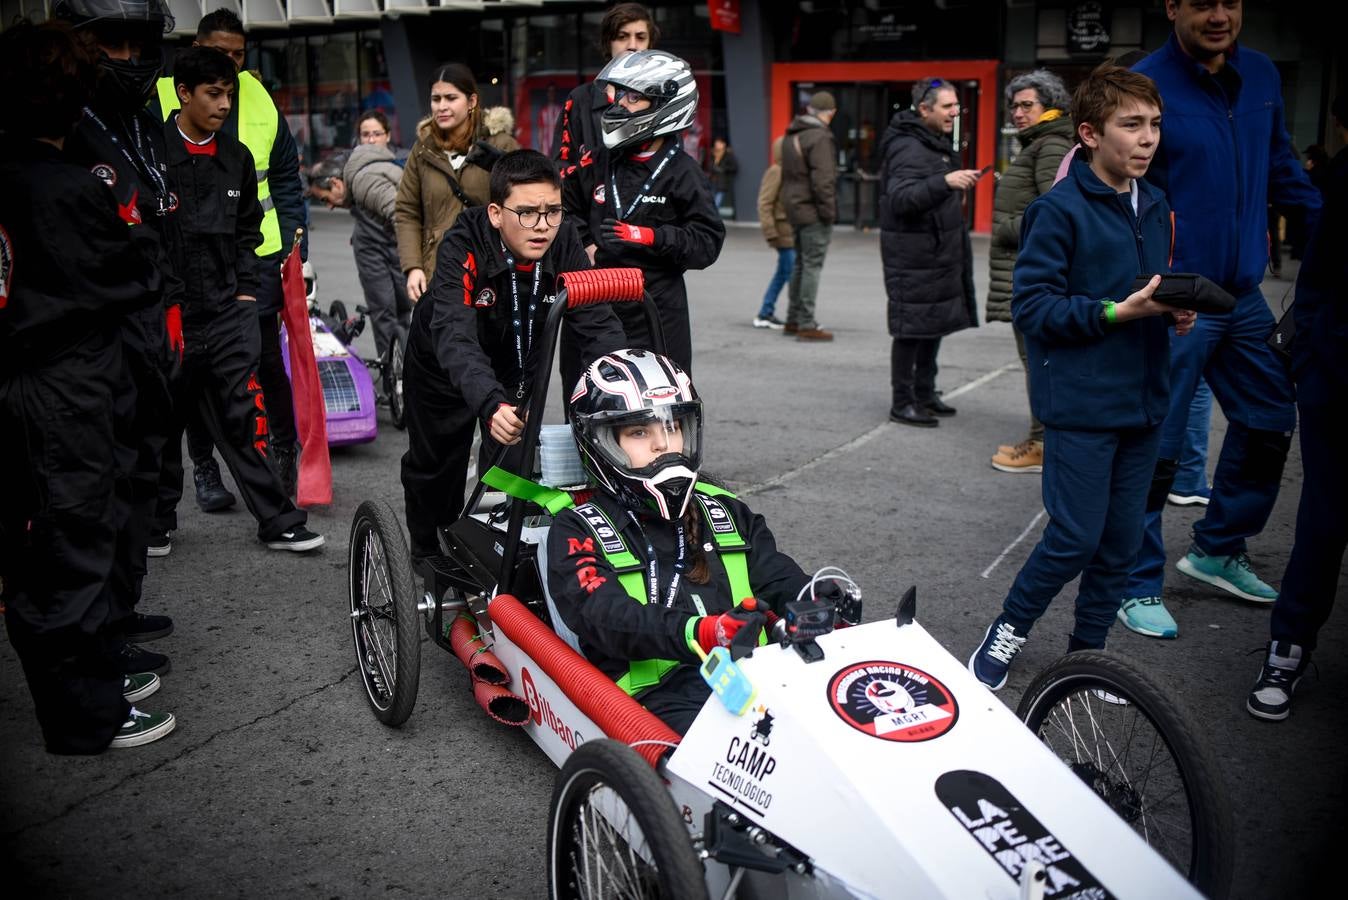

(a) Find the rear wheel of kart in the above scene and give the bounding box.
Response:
[548,740,707,900]
[385,333,406,430]
[348,500,421,726]
[328,300,348,324]
[1017,651,1233,898]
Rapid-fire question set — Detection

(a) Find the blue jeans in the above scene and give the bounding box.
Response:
[1172,377,1212,496]
[1125,287,1296,597]
[1003,425,1163,648]
[759,247,794,319]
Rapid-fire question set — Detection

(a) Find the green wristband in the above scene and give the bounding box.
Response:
[1103,300,1117,324]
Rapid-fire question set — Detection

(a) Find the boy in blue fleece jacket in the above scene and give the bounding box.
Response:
[969,65,1197,690]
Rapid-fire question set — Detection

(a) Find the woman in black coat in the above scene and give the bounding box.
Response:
[878,79,982,427]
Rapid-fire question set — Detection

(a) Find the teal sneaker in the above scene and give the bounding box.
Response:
[1175,546,1278,603]
[1117,596,1178,639]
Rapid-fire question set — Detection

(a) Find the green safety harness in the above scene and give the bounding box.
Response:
[480,467,754,695]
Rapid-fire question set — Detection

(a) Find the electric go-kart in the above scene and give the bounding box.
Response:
[345,269,1233,899]
[280,262,404,447]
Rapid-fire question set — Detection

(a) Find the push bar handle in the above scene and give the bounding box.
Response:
[560,268,645,308]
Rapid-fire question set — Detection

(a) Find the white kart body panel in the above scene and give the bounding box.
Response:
[663,620,1201,899]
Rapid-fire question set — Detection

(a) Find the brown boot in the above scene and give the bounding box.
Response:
[783,322,800,335]
[796,327,834,342]
[990,439,1044,473]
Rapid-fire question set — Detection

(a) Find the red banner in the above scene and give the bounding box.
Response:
[708,0,741,34]
[279,239,332,507]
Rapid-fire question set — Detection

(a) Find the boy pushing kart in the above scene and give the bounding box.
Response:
[401,149,626,564]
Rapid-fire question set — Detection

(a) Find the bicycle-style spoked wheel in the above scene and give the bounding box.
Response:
[385,333,406,430]
[548,740,707,900]
[1017,651,1232,898]
[348,500,421,726]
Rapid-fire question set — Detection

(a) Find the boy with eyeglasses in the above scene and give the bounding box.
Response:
[400,149,626,563]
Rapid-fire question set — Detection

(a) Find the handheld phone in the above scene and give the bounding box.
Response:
[699,647,758,716]
[978,164,994,178]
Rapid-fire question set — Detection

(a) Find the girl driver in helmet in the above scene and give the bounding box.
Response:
[547,349,846,734]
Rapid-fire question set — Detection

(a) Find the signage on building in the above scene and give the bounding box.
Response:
[708,0,741,34]
[1066,1,1112,54]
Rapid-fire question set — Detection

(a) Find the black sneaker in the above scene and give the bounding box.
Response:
[147,530,172,558]
[1247,640,1309,721]
[194,458,236,512]
[921,396,957,417]
[265,526,325,552]
[116,641,170,677]
[110,707,176,748]
[122,672,160,703]
[117,612,174,643]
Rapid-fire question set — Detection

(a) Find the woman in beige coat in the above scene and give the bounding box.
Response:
[396,63,513,301]
[753,136,793,328]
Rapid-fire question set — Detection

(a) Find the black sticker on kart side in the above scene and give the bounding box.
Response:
[935,770,1113,899]
[827,661,957,742]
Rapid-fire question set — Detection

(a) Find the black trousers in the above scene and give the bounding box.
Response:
[1270,403,1347,650]
[640,666,712,736]
[353,231,412,360]
[186,270,296,466]
[401,346,511,559]
[106,309,174,628]
[1,330,130,754]
[890,337,942,409]
[162,301,305,541]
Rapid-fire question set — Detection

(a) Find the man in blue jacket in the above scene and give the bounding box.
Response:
[1117,0,1322,639]
[969,65,1195,690]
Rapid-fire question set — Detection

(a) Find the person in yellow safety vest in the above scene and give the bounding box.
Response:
[148,7,308,546]
[546,349,859,734]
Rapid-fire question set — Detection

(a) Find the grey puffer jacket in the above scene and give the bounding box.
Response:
[986,113,1075,322]
[344,142,403,235]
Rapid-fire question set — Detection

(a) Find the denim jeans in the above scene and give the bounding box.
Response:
[759,247,795,319]
[1171,377,1212,497]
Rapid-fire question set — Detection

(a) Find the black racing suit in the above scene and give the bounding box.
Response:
[551,81,606,171]
[0,136,162,753]
[66,101,183,633]
[546,490,812,734]
[561,139,725,374]
[401,208,626,559]
[156,117,305,541]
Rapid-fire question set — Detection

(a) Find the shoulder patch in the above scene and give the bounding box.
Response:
[592,183,606,205]
[0,224,13,308]
[474,287,496,308]
[90,163,117,187]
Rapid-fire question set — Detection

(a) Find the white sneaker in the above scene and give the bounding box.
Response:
[753,316,785,330]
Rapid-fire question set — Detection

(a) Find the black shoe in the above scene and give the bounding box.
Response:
[117,612,174,643]
[194,459,236,513]
[265,526,325,552]
[116,641,170,677]
[921,396,957,417]
[147,530,172,558]
[889,403,939,427]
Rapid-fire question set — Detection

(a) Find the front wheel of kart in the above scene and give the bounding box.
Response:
[384,333,406,430]
[348,500,421,726]
[328,300,348,324]
[1017,651,1233,898]
[548,740,708,900]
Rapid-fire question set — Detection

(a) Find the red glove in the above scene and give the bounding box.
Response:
[601,216,656,248]
[694,598,767,654]
[165,305,184,364]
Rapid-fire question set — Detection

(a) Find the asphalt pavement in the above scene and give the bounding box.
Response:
[2,208,1342,899]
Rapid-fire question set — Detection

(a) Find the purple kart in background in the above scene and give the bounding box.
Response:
[280,262,405,447]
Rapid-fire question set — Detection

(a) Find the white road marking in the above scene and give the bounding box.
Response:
[980,508,1046,579]
[740,362,1019,496]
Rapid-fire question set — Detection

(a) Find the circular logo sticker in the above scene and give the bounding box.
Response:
[474,287,496,308]
[90,163,117,187]
[827,661,958,742]
[592,184,606,205]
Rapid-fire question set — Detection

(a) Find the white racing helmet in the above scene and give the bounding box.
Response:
[597,50,698,151]
[570,349,702,520]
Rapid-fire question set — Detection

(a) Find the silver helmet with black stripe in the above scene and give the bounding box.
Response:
[570,349,702,520]
[597,50,698,151]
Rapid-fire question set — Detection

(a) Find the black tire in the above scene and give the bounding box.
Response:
[1017,651,1233,899]
[348,499,421,726]
[384,333,406,430]
[548,740,707,900]
[328,300,348,324]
